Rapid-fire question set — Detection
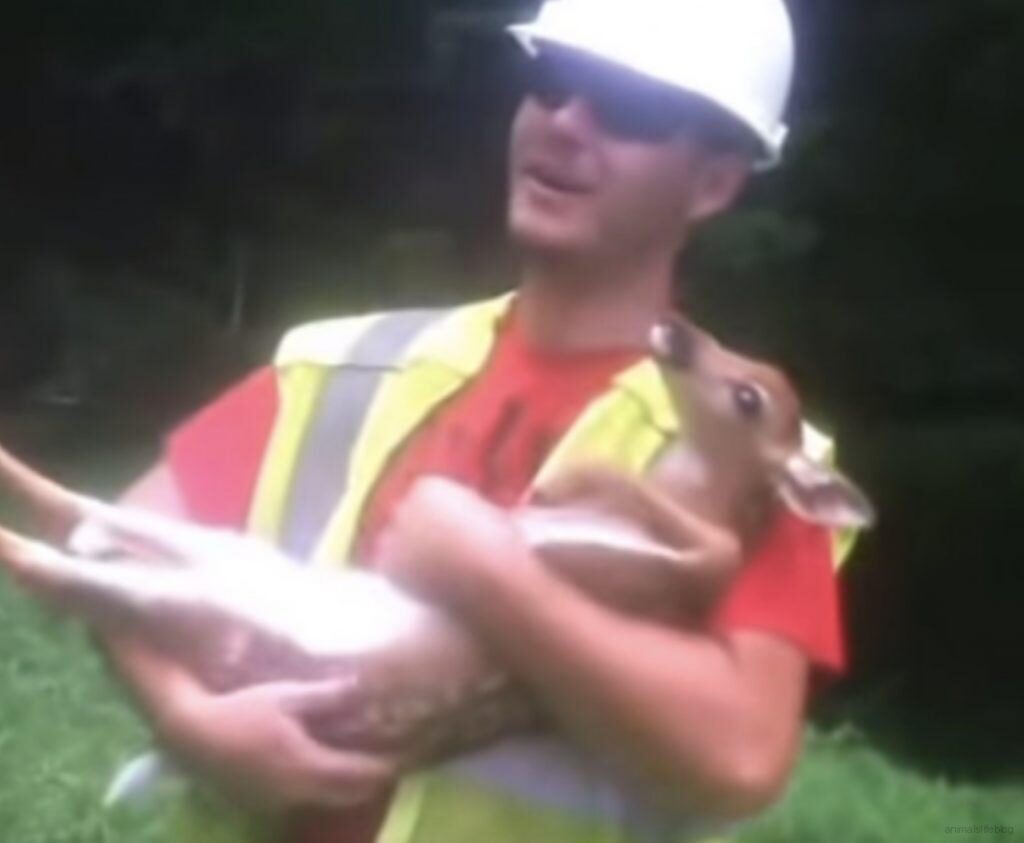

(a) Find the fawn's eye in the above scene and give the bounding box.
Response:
[733,383,765,420]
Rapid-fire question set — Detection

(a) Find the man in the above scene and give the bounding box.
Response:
[105,1,849,841]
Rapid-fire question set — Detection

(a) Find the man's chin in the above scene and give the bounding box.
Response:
[508,218,599,262]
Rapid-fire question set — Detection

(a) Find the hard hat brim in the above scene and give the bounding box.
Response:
[507,22,784,170]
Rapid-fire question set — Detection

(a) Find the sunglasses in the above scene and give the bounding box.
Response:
[521,49,752,149]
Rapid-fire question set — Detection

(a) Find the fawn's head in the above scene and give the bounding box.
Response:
[650,315,875,531]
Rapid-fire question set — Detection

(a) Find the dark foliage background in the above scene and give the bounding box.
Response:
[0,0,1021,780]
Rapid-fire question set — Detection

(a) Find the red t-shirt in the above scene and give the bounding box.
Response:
[167,310,845,843]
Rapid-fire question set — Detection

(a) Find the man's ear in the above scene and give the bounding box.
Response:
[687,153,750,224]
[773,453,876,530]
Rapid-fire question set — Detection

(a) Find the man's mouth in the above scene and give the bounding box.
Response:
[522,161,594,195]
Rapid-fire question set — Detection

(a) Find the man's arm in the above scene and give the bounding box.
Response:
[465,558,806,819]
[379,478,810,821]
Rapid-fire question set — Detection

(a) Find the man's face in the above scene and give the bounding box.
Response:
[507,50,740,262]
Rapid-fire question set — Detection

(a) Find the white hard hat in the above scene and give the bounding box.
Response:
[508,0,795,168]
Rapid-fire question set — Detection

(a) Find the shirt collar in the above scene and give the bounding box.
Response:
[403,289,681,436]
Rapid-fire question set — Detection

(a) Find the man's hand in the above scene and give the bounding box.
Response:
[161,677,400,812]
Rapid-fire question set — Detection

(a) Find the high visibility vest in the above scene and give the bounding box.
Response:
[174,292,853,843]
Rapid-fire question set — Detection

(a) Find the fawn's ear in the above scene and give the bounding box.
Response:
[773,453,876,530]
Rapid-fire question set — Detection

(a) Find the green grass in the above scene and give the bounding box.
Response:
[742,728,1023,842]
[0,582,165,843]
[2,576,1021,843]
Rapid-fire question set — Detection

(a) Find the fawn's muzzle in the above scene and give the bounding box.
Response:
[649,319,697,371]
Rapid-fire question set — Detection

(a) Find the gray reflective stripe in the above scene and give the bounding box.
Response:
[445,736,734,842]
[281,308,449,558]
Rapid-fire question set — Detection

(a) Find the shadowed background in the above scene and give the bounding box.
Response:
[0,1,1021,840]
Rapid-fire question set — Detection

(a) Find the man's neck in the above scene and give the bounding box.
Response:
[516,255,676,353]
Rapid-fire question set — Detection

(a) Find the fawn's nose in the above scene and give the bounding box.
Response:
[650,320,697,371]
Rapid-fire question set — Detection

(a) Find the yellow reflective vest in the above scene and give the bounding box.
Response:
[174,292,852,843]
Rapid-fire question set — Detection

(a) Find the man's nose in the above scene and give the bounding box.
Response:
[545,95,602,141]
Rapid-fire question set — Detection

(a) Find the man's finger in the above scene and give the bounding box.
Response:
[293,732,401,807]
[265,677,364,718]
